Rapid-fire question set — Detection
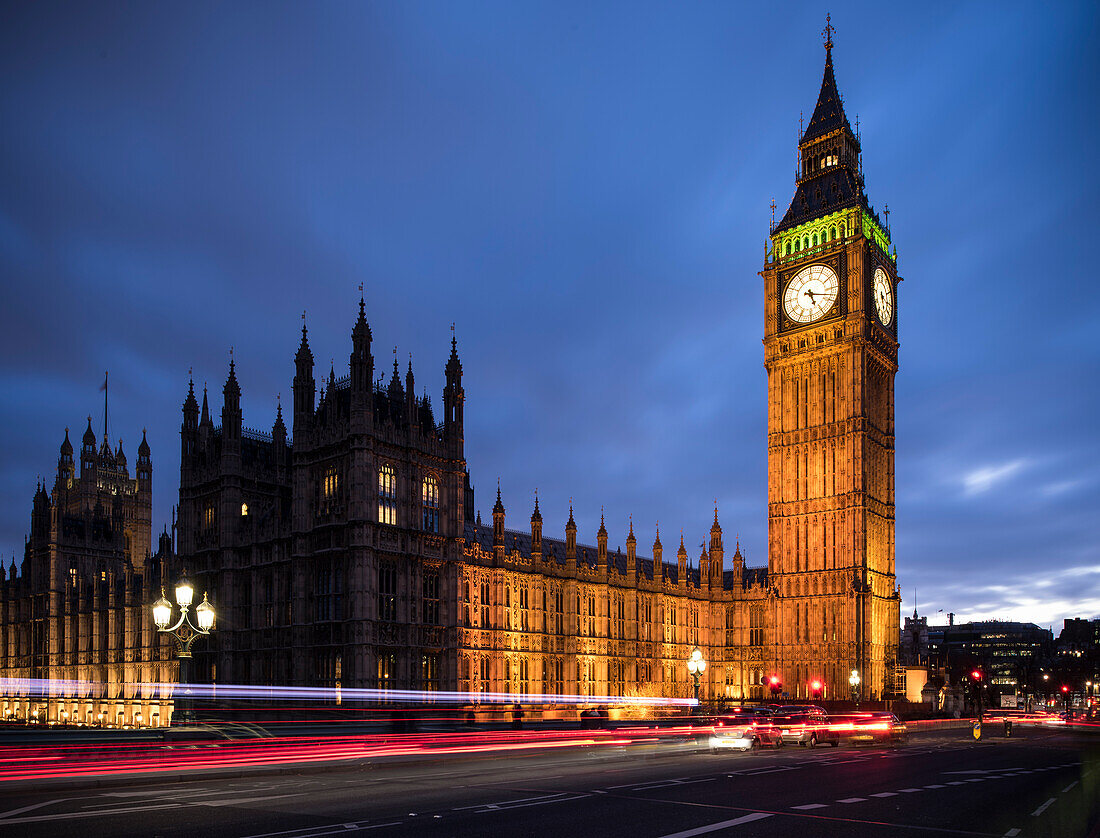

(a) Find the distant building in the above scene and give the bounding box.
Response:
[923,620,1052,696]
[0,422,177,725]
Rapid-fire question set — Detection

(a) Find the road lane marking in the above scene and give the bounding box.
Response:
[945,781,965,785]
[656,812,773,837]
[836,797,866,803]
[898,788,922,793]
[1004,829,1021,836]
[870,792,897,798]
[924,784,946,789]
[0,799,68,819]
[0,802,183,824]
[1062,780,1078,792]
[1031,798,1056,817]
[791,804,828,809]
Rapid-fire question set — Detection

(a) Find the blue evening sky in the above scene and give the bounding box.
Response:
[1,1,1098,629]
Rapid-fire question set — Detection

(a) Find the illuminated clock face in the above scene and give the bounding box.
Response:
[873,267,893,326]
[783,264,838,323]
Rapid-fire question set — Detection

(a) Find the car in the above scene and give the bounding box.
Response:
[772,710,840,748]
[833,712,908,745]
[709,710,784,752]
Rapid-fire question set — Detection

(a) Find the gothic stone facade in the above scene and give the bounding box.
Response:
[0,424,178,724]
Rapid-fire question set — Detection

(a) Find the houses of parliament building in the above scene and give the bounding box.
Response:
[1,33,902,724]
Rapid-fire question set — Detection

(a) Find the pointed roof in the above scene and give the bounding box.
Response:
[352,295,372,342]
[296,322,313,366]
[224,357,241,399]
[82,416,96,448]
[492,480,505,515]
[184,373,198,413]
[597,510,607,538]
[446,327,462,380]
[60,427,73,457]
[138,428,150,457]
[711,504,722,534]
[801,44,852,145]
[531,491,542,523]
[626,515,636,544]
[200,385,211,424]
[653,522,662,551]
[566,501,576,530]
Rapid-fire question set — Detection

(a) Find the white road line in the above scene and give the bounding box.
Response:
[870,792,897,798]
[1062,780,1078,793]
[898,788,922,793]
[656,812,773,838]
[0,799,67,819]
[1031,798,1057,817]
[0,802,183,825]
[791,803,828,810]
[1004,829,1021,837]
[836,797,866,803]
[452,793,566,811]
[924,784,946,789]
[945,781,965,786]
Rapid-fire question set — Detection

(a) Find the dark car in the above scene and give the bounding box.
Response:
[709,709,783,752]
[772,709,839,747]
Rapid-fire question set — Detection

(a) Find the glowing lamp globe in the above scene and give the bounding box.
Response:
[195,593,215,632]
[152,593,172,629]
[175,576,194,608]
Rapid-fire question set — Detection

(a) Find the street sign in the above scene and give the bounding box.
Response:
[972,720,982,741]
[1000,694,1017,708]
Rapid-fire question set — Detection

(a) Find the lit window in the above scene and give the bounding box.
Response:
[422,474,439,532]
[378,465,396,525]
[323,468,339,500]
[241,503,249,517]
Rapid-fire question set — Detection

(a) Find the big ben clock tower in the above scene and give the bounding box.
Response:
[761,22,901,701]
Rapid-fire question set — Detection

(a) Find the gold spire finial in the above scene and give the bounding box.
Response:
[823,13,834,52]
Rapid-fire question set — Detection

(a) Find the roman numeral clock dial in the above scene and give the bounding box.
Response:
[783,264,838,324]
[873,266,894,326]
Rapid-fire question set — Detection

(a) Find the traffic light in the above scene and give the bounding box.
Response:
[769,675,782,697]
[971,670,982,681]
[1061,685,1069,694]
[810,680,823,699]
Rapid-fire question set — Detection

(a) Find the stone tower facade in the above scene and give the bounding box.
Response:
[760,30,902,700]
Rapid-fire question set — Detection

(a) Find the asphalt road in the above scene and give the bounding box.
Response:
[1,727,1096,838]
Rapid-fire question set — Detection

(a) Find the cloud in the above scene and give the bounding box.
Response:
[961,459,1027,497]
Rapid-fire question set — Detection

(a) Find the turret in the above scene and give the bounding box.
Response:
[565,502,577,568]
[405,356,416,425]
[597,511,608,570]
[137,429,151,488]
[272,398,287,470]
[31,481,50,540]
[114,439,127,472]
[57,428,75,485]
[182,374,199,463]
[625,517,636,577]
[443,330,464,446]
[222,357,242,446]
[677,533,688,586]
[530,492,543,562]
[349,295,374,410]
[699,545,709,590]
[709,506,724,586]
[731,537,744,583]
[653,524,663,578]
[293,323,315,432]
[492,482,505,564]
[81,417,96,476]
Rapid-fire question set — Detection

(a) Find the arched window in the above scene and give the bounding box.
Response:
[803,236,809,250]
[378,464,396,525]
[830,225,837,241]
[784,241,789,256]
[839,222,846,238]
[422,474,439,532]
[814,232,820,246]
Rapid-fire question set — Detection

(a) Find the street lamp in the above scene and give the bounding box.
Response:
[849,669,861,708]
[686,648,707,704]
[152,574,216,726]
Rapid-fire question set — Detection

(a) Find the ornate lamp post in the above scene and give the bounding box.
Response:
[686,648,707,704]
[849,669,861,708]
[152,574,215,726]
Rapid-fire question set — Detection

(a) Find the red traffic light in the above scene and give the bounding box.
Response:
[1061,685,1069,693]
[810,680,822,691]
[769,676,780,686]
[971,670,982,680]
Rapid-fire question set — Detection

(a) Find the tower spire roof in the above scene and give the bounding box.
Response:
[801,17,851,145]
